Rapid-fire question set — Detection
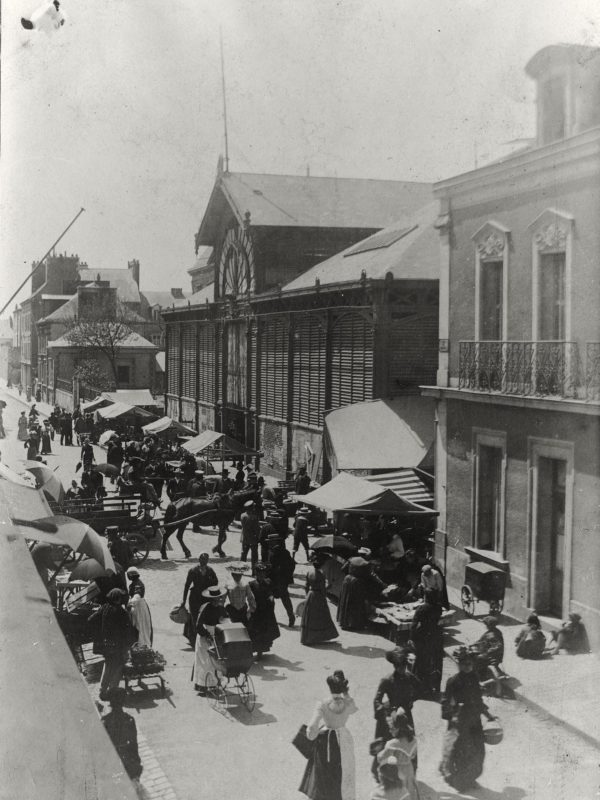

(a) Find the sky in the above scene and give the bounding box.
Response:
[1,0,599,314]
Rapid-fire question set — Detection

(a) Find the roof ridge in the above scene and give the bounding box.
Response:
[224,171,432,186]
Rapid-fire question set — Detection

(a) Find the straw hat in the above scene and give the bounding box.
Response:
[201,585,227,600]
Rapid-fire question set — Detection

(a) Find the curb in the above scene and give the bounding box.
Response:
[511,688,600,750]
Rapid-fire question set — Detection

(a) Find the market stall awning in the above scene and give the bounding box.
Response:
[182,429,259,457]
[102,389,158,407]
[142,415,197,436]
[81,396,111,413]
[294,472,436,515]
[0,479,53,522]
[362,468,434,506]
[97,401,156,420]
[324,397,434,472]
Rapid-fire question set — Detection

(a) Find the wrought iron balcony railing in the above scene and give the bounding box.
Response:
[458,341,592,399]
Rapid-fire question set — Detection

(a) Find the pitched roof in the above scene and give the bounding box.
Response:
[142,290,186,308]
[77,268,140,303]
[47,331,157,349]
[169,282,215,309]
[38,294,146,324]
[282,202,439,291]
[196,171,433,246]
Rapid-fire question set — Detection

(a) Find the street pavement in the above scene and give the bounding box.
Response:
[0,386,599,800]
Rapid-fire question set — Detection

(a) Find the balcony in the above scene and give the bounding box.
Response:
[458,341,600,401]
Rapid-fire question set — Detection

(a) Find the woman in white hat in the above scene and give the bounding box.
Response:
[191,586,229,693]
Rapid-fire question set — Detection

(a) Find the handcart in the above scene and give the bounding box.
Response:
[123,645,167,696]
[205,622,255,712]
[461,561,506,616]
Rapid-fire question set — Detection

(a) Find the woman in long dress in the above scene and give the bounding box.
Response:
[191,586,228,693]
[301,553,339,646]
[439,647,496,792]
[17,412,29,441]
[128,591,153,648]
[377,710,419,799]
[247,564,280,656]
[337,557,371,631]
[300,671,357,800]
[409,589,443,695]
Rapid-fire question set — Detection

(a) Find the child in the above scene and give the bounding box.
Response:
[377,710,419,799]
[370,757,409,800]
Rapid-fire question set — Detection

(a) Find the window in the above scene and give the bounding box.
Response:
[473,429,506,553]
[540,75,566,143]
[480,260,503,340]
[116,364,130,385]
[476,445,503,550]
[539,252,565,339]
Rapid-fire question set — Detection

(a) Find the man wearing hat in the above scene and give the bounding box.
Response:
[373,647,421,742]
[89,588,134,700]
[126,568,145,599]
[240,500,260,568]
[187,470,207,498]
[267,538,296,626]
[181,553,218,646]
[106,526,133,571]
[292,506,311,562]
[225,563,256,625]
[216,469,234,494]
[166,469,186,501]
[294,464,311,495]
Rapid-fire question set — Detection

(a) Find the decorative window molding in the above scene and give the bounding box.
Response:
[472,222,510,341]
[529,209,574,340]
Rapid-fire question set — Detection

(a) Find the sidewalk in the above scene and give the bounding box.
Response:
[1,380,55,417]
[446,585,600,748]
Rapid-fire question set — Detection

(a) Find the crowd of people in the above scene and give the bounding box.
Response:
[10,399,592,799]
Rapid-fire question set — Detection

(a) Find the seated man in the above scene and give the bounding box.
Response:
[515,614,546,659]
[470,616,506,695]
[551,612,591,655]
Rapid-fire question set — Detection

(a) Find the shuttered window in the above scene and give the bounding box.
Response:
[248,320,257,409]
[198,324,215,403]
[292,316,326,426]
[167,324,180,395]
[260,317,288,419]
[181,324,197,398]
[388,313,438,390]
[226,322,247,407]
[330,312,373,409]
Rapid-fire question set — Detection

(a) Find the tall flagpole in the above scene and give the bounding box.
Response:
[219,27,230,173]
[0,207,86,317]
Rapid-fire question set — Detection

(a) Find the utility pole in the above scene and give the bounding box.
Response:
[220,28,230,173]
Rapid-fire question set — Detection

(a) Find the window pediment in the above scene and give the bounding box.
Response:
[528,208,574,252]
[471,221,510,259]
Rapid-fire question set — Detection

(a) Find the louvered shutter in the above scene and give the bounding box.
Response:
[260,317,288,419]
[248,320,257,409]
[330,313,373,409]
[292,316,326,426]
[167,323,180,395]
[181,324,197,398]
[198,324,215,402]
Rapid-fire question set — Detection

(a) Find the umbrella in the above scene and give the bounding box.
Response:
[70,557,123,582]
[92,463,120,478]
[99,430,118,446]
[16,515,115,573]
[311,535,358,557]
[22,460,65,503]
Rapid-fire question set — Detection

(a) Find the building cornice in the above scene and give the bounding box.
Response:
[421,385,600,417]
[434,127,600,208]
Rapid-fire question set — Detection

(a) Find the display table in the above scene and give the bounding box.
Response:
[370,601,456,644]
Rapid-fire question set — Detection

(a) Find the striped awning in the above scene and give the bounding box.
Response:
[362,468,434,506]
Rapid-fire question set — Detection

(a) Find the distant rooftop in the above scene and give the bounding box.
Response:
[47,330,157,349]
[77,267,140,304]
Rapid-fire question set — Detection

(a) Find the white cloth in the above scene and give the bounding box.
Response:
[129,595,153,648]
[306,695,357,800]
[377,737,419,800]
[191,624,215,687]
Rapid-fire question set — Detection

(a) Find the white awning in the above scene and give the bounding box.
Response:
[362,469,434,506]
[97,402,155,420]
[102,389,157,407]
[142,416,196,436]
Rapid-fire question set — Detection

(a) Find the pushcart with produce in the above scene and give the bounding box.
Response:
[460,561,507,616]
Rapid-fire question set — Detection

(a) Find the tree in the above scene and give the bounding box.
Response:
[63,292,139,384]
[73,359,114,393]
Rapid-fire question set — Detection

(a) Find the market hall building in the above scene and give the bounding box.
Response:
[162,168,439,479]
[424,44,600,646]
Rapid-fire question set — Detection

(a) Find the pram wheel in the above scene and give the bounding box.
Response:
[236,673,255,712]
[205,672,227,709]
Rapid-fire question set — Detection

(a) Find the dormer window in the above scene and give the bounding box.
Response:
[540,75,566,144]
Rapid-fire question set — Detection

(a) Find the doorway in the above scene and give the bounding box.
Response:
[531,444,571,618]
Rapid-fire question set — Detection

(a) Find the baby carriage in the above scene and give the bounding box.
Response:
[205,622,255,711]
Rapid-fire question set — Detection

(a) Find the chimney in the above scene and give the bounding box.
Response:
[128,259,140,285]
[171,288,184,299]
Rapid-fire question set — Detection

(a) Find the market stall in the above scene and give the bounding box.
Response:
[182,429,261,473]
[142,415,197,438]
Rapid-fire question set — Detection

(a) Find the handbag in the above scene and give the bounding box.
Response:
[292,724,314,759]
[169,604,190,624]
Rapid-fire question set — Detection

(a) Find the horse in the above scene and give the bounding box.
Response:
[160,495,222,559]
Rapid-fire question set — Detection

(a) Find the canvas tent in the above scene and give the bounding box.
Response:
[142,416,196,436]
[323,397,434,472]
[96,401,156,420]
[182,430,259,458]
[294,471,436,516]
